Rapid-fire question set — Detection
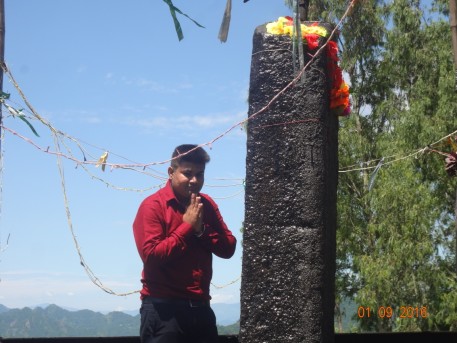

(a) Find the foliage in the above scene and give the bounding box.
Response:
[335,297,359,332]
[282,0,457,332]
[1,92,40,137]
[217,320,240,335]
[319,0,457,332]
[161,0,204,41]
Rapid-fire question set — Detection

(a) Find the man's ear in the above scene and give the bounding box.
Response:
[167,166,174,179]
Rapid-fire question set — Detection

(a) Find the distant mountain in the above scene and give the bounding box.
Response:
[218,320,240,335]
[0,304,140,338]
[118,309,140,317]
[0,300,358,337]
[0,303,240,338]
[335,297,359,332]
[33,303,80,312]
[15,302,239,323]
[212,303,240,325]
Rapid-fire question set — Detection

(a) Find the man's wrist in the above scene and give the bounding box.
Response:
[194,225,205,237]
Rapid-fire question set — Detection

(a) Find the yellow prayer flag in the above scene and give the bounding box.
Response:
[95,151,109,172]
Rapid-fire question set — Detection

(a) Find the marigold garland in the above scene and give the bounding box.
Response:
[266,17,351,116]
[266,16,327,37]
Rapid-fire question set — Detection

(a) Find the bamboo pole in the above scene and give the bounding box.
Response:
[0,0,5,259]
[299,0,309,22]
[0,0,4,134]
[450,0,457,91]
[450,0,457,274]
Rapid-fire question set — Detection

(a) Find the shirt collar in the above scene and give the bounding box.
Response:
[163,179,177,203]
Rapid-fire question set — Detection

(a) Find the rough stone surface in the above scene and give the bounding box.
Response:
[240,24,338,343]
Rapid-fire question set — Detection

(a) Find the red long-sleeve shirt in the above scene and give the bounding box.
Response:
[133,181,237,301]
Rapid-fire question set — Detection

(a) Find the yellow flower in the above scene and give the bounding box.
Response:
[302,25,327,37]
[266,17,328,39]
[266,17,290,35]
[266,22,282,34]
[95,151,109,172]
[282,25,291,36]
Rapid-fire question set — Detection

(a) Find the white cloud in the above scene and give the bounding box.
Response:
[1,270,69,277]
[126,111,246,131]
[133,116,169,129]
[76,65,87,73]
[0,271,140,312]
[177,82,193,90]
[41,109,103,125]
[113,75,194,94]
[81,115,102,124]
[154,105,169,112]
[121,77,166,92]
[210,292,238,304]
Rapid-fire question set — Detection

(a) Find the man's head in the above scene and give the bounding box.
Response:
[168,144,210,203]
[170,144,210,169]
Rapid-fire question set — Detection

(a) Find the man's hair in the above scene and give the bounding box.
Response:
[171,144,210,168]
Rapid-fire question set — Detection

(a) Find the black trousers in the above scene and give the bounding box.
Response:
[140,299,219,343]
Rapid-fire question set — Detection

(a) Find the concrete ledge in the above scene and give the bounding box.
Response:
[336,332,457,343]
[0,338,240,343]
[2,333,457,343]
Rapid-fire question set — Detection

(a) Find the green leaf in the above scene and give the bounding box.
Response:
[162,0,205,41]
[18,114,40,137]
[0,91,10,100]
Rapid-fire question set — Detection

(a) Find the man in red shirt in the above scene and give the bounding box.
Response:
[133,144,237,343]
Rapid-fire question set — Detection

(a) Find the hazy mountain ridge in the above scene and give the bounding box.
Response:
[0,304,10,313]
[0,303,240,338]
[0,304,140,338]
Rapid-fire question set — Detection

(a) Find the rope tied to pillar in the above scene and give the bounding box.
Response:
[292,0,306,83]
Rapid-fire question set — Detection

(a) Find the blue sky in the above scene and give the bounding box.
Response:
[0,0,293,312]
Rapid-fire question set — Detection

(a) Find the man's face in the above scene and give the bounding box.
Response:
[168,161,205,203]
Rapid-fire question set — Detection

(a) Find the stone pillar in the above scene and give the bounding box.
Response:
[240,24,338,343]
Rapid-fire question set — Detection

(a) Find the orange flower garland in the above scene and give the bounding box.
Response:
[326,41,351,116]
[266,17,351,116]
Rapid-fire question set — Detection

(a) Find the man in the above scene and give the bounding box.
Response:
[133,144,237,343]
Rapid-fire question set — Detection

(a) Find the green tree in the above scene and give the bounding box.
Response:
[328,0,457,332]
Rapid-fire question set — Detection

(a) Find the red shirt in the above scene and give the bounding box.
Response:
[133,180,237,301]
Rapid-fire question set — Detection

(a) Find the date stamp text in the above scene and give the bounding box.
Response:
[357,306,428,319]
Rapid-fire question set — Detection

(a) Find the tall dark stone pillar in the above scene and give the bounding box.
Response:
[240,24,338,343]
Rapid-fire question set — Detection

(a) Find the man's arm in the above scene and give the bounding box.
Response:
[133,199,194,265]
[197,196,237,259]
